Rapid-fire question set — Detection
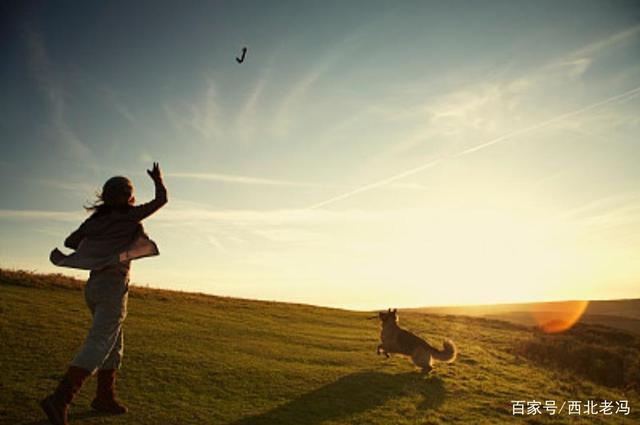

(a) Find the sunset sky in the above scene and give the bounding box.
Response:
[2,1,640,309]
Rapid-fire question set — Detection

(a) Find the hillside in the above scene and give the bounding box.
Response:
[1,269,639,424]
[411,299,640,335]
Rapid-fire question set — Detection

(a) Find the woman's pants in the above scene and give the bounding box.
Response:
[71,270,129,372]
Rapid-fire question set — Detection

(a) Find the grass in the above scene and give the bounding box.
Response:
[1,269,639,424]
[516,325,640,390]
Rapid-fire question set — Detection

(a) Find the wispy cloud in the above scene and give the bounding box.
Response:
[557,192,640,222]
[305,25,640,210]
[168,170,436,191]
[164,79,221,141]
[271,27,371,137]
[377,24,640,157]
[568,24,640,60]
[168,172,323,188]
[233,69,271,143]
[31,178,96,195]
[524,24,640,87]
[25,29,97,170]
[205,233,227,252]
[449,85,640,156]
[556,193,640,244]
[153,206,409,229]
[102,86,137,125]
[189,79,221,140]
[32,227,66,238]
[0,205,400,227]
[271,68,324,137]
[0,209,82,221]
[309,85,640,209]
[308,159,443,210]
[252,228,325,244]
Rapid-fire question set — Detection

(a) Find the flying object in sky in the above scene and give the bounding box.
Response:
[236,46,247,63]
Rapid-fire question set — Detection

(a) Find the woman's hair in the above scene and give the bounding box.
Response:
[85,176,134,215]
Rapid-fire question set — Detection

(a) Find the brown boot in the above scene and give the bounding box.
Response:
[40,366,91,425]
[91,369,128,414]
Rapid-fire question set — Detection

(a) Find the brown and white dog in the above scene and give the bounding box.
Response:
[377,308,457,373]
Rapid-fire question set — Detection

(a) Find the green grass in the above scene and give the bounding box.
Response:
[1,269,639,424]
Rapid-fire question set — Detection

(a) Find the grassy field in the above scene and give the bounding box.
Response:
[1,269,639,424]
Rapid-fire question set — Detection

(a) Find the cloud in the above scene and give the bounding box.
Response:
[568,24,640,60]
[25,29,96,169]
[451,85,640,155]
[307,158,443,210]
[102,86,137,125]
[271,27,371,137]
[516,24,640,88]
[168,172,323,188]
[168,170,444,191]
[0,209,82,221]
[164,79,221,141]
[31,178,96,195]
[0,204,401,226]
[189,79,221,140]
[205,234,227,252]
[32,227,66,238]
[271,68,324,137]
[155,206,390,225]
[557,192,640,222]
[252,228,325,243]
[555,193,640,246]
[309,84,640,210]
[139,151,153,163]
[233,69,271,143]
[304,25,640,210]
[0,204,404,258]
[377,24,640,156]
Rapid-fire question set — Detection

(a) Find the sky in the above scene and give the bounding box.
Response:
[1,1,640,310]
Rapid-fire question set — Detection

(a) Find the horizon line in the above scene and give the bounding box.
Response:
[2,266,638,313]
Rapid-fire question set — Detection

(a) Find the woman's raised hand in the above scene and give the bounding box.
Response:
[147,162,163,182]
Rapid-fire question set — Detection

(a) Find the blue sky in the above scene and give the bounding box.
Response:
[2,1,640,309]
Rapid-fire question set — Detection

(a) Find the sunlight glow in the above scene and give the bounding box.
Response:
[531,301,590,333]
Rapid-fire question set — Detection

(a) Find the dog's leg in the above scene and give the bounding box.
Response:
[411,348,432,373]
[422,354,434,374]
[377,344,390,358]
[421,365,433,374]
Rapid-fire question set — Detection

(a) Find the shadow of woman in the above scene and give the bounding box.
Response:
[23,408,107,425]
[231,371,445,425]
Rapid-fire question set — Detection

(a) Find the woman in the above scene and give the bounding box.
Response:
[41,163,168,425]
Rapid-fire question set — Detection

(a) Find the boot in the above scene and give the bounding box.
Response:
[40,366,91,425]
[91,369,128,414]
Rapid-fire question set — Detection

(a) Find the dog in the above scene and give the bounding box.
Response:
[377,308,457,373]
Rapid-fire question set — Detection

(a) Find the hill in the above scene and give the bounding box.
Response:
[410,299,640,335]
[1,269,639,424]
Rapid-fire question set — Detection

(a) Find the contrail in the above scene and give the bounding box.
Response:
[308,85,640,210]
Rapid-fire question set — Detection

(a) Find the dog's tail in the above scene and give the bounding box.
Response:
[429,339,457,363]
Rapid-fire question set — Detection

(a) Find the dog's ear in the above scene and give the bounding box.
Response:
[393,308,397,314]
[388,308,391,312]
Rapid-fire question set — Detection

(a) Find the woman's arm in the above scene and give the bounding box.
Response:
[64,225,85,249]
[129,162,168,221]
